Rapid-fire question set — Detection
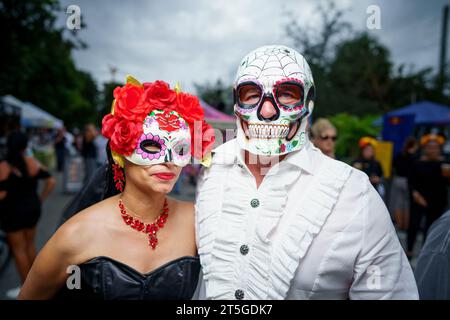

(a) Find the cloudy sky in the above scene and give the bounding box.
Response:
[57,0,448,92]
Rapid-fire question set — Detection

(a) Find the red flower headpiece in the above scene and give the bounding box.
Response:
[101,76,215,161]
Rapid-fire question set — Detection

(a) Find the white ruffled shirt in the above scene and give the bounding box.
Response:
[194,138,418,300]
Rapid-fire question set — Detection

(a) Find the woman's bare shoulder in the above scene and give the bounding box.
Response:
[51,196,119,261]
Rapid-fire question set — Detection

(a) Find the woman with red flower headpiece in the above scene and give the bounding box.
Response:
[19,76,215,300]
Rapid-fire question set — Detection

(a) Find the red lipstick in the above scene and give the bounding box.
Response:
[153,173,176,181]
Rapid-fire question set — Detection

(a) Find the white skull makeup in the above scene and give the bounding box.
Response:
[126,109,191,167]
[234,45,315,156]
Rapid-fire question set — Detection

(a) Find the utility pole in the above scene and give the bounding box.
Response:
[438,5,449,94]
[108,65,117,83]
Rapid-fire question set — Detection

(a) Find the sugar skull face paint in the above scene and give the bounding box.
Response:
[234,45,315,156]
[126,109,191,167]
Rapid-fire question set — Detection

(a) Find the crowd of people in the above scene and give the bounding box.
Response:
[0,123,107,297]
[310,118,450,298]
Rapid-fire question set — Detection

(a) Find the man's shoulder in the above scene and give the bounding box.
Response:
[314,154,373,217]
[316,151,369,185]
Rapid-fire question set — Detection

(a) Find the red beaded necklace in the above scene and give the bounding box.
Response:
[118,198,169,249]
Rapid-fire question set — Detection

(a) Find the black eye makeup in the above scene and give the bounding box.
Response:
[140,139,162,154]
[236,82,262,109]
[274,81,304,110]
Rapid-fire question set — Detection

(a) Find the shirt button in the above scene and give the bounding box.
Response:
[240,244,249,255]
[250,198,260,208]
[235,289,244,300]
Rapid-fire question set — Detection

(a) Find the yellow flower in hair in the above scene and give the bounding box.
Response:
[420,134,445,146]
[359,136,378,149]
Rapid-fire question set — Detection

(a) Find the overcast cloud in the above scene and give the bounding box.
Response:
[57,0,449,92]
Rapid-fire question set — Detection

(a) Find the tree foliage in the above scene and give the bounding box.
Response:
[285,0,450,118]
[0,0,98,129]
[327,113,380,160]
[194,79,233,114]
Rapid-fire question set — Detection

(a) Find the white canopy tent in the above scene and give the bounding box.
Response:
[1,95,63,129]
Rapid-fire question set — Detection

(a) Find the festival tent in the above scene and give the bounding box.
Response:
[200,100,236,130]
[380,101,450,156]
[383,100,450,125]
[1,95,64,129]
[373,101,450,127]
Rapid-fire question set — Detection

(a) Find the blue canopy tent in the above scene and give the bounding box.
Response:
[384,101,450,125]
[381,101,450,156]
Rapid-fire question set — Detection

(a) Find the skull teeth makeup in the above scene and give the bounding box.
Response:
[234,45,315,156]
[246,122,290,139]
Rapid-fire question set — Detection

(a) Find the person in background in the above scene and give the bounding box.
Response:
[0,132,55,297]
[93,131,108,167]
[390,137,418,231]
[310,118,337,159]
[54,127,67,172]
[72,128,83,153]
[414,210,450,299]
[407,134,449,259]
[81,124,99,184]
[352,137,384,197]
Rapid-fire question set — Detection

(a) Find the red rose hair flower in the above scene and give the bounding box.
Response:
[101,76,215,161]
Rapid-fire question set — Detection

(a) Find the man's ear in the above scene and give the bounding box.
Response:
[308,100,314,115]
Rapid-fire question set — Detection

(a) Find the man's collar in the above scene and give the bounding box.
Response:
[283,139,314,174]
[211,138,314,175]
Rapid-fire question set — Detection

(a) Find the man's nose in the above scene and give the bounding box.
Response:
[259,100,278,121]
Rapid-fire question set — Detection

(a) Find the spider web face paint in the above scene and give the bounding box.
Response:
[234,45,315,156]
[125,110,191,167]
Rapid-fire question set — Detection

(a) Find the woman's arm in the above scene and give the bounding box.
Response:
[18,218,84,299]
[0,161,10,200]
[26,157,56,202]
[40,175,56,202]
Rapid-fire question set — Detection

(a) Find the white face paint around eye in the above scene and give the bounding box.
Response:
[125,110,191,167]
[234,45,315,156]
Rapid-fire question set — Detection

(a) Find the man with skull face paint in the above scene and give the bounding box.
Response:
[194,45,418,300]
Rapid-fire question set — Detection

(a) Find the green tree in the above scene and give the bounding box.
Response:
[194,79,233,115]
[328,113,381,160]
[327,32,391,116]
[285,1,450,119]
[0,0,98,129]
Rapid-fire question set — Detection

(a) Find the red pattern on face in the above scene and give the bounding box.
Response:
[155,109,181,132]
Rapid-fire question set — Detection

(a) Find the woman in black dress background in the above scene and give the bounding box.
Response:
[0,132,55,284]
[390,137,418,231]
[407,134,450,259]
